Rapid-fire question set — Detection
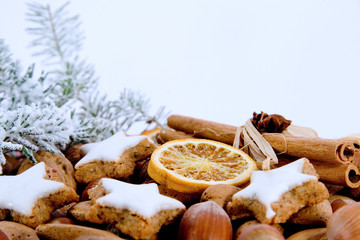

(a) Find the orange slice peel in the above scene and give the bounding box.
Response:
[148,139,257,193]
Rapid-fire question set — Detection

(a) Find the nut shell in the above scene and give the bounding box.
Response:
[81,177,103,201]
[331,199,348,212]
[328,194,356,205]
[177,201,232,240]
[235,220,283,237]
[3,155,23,174]
[236,224,285,240]
[0,221,39,240]
[0,229,9,240]
[327,202,360,240]
[65,144,85,165]
[288,200,332,226]
[287,228,327,240]
[200,184,241,208]
[35,223,124,240]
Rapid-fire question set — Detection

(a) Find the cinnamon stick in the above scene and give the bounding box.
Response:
[167,115,236,144]
[263,134,359,165]
[167,115,360,166]
[156,130,194,144]
[312,162,360,188]
[277,155,360,188]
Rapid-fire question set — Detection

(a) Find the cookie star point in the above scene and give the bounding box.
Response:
[0,162,66,215]
[233,158,317,218]
[75,131,152,168]
[93,178,185,218]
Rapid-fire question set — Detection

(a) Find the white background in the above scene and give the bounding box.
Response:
[1,0,360,139]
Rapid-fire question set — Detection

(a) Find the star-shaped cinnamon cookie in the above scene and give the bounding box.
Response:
[227,158,329,224]
[74,131,157,183]
[85,178,186,240]
[0,162,78,228]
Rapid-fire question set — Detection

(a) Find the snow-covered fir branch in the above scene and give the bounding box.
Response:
[0,104,72,163]
[0,40,73,172]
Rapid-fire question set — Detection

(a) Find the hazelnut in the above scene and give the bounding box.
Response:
[177,201,232,240]
[235,220,283,237]
[3,155,23,174]
[287,228,327,240]
[65,144,85,165]
[236,224,285,240]
[331,199,348,212]
[328,194,356,205]
[81,177,103,201]
[327,202,360,240]
[0,229,9,240]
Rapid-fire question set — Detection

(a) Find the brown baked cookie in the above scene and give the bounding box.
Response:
[35,223,125,240]
[0,221,39,240]
[18,151,77,190]
[227,158,329,224]
[85,178,185,240]
[74,132,157,184]
[0,162,79,228]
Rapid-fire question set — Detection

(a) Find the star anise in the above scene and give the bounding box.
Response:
[251,112,291,133]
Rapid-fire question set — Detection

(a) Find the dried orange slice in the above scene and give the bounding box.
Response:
[148,139,257,193]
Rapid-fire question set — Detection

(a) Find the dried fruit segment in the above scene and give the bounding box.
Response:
[148,139,256,193]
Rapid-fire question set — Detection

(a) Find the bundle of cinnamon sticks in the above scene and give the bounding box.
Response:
[156,114,360,189]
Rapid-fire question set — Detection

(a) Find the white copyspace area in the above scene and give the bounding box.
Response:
[1,0,360,138]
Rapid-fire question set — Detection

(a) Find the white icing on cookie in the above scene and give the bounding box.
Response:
[233,158,316,218]
[75,131,151,168]
[95,178,185,218]
[0,162,65,215]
